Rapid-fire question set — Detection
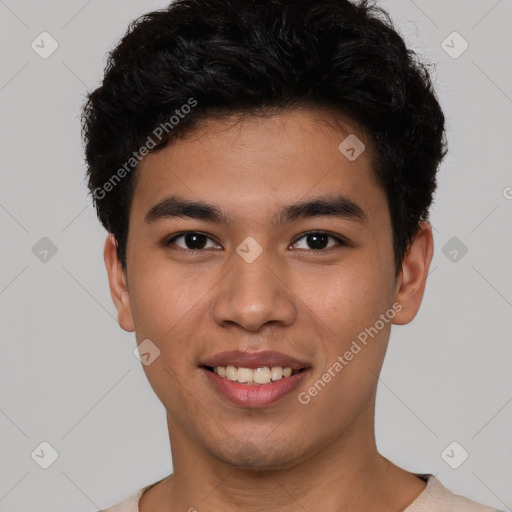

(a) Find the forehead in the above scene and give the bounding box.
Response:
[131,108,384,225]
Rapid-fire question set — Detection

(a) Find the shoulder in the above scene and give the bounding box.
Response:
[99,484,152,512]
[406,474,503,512]
[101,475,169,511]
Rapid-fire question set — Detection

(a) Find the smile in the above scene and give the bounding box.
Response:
[205,365,304,385]
[201,366,310,407]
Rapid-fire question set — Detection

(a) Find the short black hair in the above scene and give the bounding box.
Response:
[82,0,447,273]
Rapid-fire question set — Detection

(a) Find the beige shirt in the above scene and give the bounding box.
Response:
[101,474,502,512]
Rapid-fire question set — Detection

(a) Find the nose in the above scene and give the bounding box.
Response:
[212,244,297,332]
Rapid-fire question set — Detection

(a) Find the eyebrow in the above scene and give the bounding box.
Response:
[144,193,367,226]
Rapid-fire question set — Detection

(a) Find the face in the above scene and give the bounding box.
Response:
[105,108,432,469]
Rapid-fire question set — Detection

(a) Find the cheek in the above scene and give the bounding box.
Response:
[300,256,393,335]
[128,264,208,410]
[296,258,394,397]
[297,265,393,417]
[128,255,205,349]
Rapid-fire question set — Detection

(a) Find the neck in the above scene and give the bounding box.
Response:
[140,407,426,512]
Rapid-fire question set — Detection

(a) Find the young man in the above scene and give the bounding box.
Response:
[82,0,501,510]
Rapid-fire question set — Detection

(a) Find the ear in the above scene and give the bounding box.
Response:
[104,234,135,332]
[392,221,434,325]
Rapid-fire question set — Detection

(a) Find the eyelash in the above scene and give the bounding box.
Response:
[163,231,348,252]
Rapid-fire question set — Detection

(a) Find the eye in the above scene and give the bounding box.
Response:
[164,230,348,252]
[164,232,221,251]
[290,231,347,251]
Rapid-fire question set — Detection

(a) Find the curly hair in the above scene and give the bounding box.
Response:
[82,0,447,273]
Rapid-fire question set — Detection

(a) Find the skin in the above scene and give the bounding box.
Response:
[104,108,434,512]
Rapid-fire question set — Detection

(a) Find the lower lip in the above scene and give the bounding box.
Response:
[201,367,309,407]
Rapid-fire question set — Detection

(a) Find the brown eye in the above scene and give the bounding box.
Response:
[165,232,220,250]
[291,232,346,251]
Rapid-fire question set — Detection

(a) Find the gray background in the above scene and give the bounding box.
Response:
[0,0,511,510]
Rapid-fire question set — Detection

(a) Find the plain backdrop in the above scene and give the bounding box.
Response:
[0,1,511,510]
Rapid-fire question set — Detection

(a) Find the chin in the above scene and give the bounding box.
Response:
[214,438,308,471]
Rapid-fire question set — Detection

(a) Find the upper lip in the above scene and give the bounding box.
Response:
[200,350,311,371]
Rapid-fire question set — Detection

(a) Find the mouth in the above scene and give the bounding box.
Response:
[199,350,312,406]
[199,349,311,385]
[202,365,307,386]
[199,350,312,408]
[201,365,310,407]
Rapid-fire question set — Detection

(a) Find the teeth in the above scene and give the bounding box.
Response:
[253,366,271,384]
[212,365,298,385]
[270,366,283,381]
[237,367,253,383]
